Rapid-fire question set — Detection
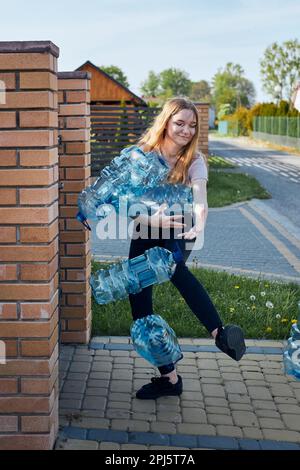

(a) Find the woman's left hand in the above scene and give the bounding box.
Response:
[177,225,203,240]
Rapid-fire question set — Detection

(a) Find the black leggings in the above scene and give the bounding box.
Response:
[128,223,223,374]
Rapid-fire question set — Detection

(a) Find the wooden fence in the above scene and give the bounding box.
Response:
[90,104,160,175]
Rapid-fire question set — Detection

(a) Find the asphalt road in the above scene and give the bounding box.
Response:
[209,135,300,231]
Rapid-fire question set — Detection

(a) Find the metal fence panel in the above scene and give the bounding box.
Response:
[253,116,300,138]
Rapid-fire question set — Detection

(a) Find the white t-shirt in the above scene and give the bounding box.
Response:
[187,153,209,186]
[158,151,208,187]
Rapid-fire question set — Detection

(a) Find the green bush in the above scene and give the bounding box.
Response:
[249,100,299,119]
[223,106,251,136]
[221,100,300,136]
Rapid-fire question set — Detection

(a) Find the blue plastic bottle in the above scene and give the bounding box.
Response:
[130,313,183,367]
[131,183,193,214]
[76,145,170,229]
[283,301,300,380]
[90,242,184,305]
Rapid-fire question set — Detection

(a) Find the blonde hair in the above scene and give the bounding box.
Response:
[137,97,207,184]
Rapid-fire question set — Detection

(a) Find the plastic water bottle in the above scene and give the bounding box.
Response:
[130,313,183,367]
[283,301,300,380]
[90,242,184,305]
[76,145,169,229]
[131,183,193,214]
[90,181,193,224]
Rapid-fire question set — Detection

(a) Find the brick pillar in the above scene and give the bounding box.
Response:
[195,102,209,156]
[58,72,92,344]
[0,41,59,450]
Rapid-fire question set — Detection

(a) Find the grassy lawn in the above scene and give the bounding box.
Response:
[208,155,236,169]
[91,154,297,340]
[207,171,270,207]
[207,155,271,207]
[91,260,300,340]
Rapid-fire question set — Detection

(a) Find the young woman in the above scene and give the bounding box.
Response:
[128,97,246,400]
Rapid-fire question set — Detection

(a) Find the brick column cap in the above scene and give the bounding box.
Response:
[0,40,59,58]
[58,71,91,80]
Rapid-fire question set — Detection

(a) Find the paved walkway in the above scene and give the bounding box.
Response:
[55,338,300,450]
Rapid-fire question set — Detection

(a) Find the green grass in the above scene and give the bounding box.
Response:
[207,155,236,169]
[206,155,271,207]
[91,260,300,340]
[207,171,271,207]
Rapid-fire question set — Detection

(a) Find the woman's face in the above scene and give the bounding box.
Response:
[164,109,197,147]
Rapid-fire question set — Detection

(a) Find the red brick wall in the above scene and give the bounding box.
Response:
[195,102,209,157]
[58,71,92,344]
[0,41,60,450]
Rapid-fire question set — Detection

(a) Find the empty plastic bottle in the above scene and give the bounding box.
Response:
[76,145,170,229]
[90,242,184,305]
[130,313,183,367]
[130,183,193,214]
[88,181,193,225]
[283,300,300,380]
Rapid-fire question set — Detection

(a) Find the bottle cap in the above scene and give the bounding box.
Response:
[76,211,91,231]
[172,241,184,264]
[157,156,170,169]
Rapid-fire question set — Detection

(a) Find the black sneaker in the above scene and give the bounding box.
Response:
[215,325,246,361]
[136,375,183,400]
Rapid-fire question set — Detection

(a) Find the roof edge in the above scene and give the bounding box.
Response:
[76,60,147,106]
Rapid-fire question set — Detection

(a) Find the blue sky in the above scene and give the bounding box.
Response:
[1,0,299,103]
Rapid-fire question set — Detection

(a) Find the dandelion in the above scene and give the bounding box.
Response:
[260,292,266,297]
[230,307,235,312]
[275,314,281,319]
[266,301,274,309]
[252,305,256,310]
[234,285,240,289]
[250,295,256,301]
[281,318,288,323]
[291,319,298,324]
[266,327,272,333]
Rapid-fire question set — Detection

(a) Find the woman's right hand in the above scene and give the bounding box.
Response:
[149,203,187,229]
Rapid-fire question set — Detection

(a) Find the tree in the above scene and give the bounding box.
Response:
[189,80,211,102]
[260,39,300,104]
[100,65,130,88]
[217,104,232,120]
[140,70,161,97]
[211,62,256,113]
[159,68,192,97]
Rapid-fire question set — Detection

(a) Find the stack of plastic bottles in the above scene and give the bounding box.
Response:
[283,301,300,380]
[130,314,183,367]
[76,145,170,228]
[90,243,184,305]
[76,145,193,229]
[130,183,193,214]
